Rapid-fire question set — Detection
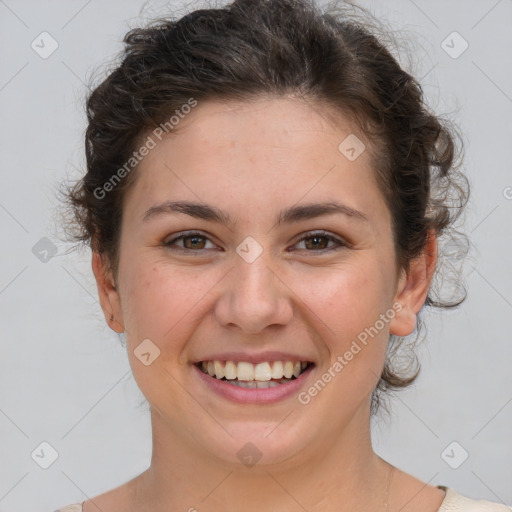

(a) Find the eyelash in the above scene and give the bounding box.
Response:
[162,230,347,254]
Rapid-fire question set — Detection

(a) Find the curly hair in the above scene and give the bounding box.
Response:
[61,0,470,416]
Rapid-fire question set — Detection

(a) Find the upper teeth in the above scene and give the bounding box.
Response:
[200,360,309,381]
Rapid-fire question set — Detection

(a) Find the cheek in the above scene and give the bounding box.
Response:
[295,259,393,382]
[296,260,392,337]
[120,262,206,398]
[120,259,221,355]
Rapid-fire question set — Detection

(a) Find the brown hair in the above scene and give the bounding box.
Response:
[61,0,469,416]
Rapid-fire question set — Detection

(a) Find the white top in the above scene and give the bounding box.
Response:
[54,487,512,511]
[437,487,512,511]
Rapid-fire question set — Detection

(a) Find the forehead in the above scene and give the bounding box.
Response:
[164,96,360,152]
[123,97,388,228]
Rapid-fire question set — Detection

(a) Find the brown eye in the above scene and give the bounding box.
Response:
[163,232,215,251]
[163,230,346,254]
[304,235,329,250]
[182,234,207,249]
[293,231,345,252]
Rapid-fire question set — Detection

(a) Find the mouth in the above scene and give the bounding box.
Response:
[195,360,314,389]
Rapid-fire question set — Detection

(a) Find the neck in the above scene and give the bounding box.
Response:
[131,400,392,512]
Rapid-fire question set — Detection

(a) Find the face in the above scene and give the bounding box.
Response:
[94,97,429,468]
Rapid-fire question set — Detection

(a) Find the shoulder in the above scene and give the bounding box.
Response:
[53,504,83,512]
[438,486,512,512]
[53,488,512,512]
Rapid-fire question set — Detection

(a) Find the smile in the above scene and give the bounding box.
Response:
[195,360,313,390]
[194,360,314,402]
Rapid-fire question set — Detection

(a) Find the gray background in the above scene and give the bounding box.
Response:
[1,0,511,510]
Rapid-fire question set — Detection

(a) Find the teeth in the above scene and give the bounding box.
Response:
[271,361,283,379]
[214,360,225,379]
[198,360,310,381]
[224,361,237,380]
[227,379,290,388]
[237,362,254,381]
[283,361,294,379]
[254,362,272,381]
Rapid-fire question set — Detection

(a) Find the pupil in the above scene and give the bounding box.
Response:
[307,236,326,250]
[186,236,204,249]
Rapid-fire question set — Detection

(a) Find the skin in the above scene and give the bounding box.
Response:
[88,97,445,512]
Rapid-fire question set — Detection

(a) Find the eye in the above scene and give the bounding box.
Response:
[163,231,217,252]
[163,230,346,254]
[291,231,346,253]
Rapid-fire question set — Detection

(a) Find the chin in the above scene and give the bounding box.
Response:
[195,418,318,470]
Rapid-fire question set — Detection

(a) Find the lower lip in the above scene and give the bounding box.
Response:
[193,364,314,404]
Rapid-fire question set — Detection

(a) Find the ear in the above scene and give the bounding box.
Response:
[91,251,125,333]
[389,230,437,337]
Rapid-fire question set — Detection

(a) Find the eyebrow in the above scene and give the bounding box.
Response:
[142,200,368,227]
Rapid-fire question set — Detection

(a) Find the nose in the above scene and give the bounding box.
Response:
[214,250,294,335]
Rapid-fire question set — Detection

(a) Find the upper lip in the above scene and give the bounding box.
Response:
[193,351,315,364]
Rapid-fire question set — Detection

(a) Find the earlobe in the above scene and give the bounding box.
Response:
[91,251,125,333]
[389,230,437,337]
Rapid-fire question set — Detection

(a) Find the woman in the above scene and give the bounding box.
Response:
[56,0,510,510]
